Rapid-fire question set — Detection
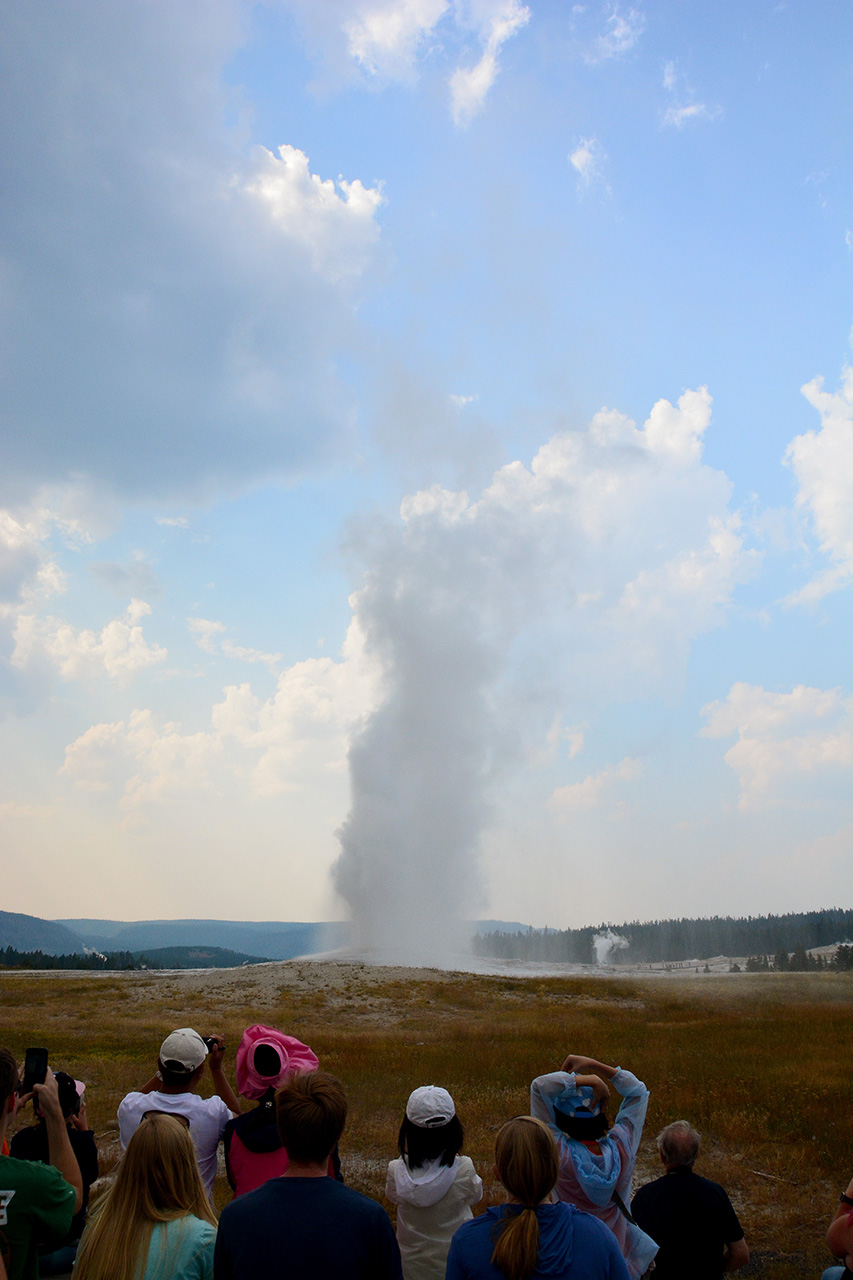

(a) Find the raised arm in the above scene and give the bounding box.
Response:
[560,1055,619,1080]
[34,1071,83,1214]
[207,1035,240,1115]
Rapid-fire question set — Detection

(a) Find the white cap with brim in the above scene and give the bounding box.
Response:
[159,1028,208,1073]
[406,1085,455,1128]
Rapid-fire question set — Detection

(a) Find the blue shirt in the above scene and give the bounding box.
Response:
[446,1202,631,1279]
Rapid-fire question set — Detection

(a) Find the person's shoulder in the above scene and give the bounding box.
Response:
[632,1173,666,1201]
[567,1204,626,1250]
[690,1171,735,1201]
[9,1124,43,1157]
[531,1070,571,1087]
[118,1090,148,1108]
[456,1156,482,1189]
[0,1153,74,1196]
[454,1206,501,1238]
[333,1179,392,1216]
[200,1093,233,1118]
[184,1214,217,1244]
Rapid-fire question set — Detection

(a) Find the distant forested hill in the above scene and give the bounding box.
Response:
[0,911,85,955]
[135,945,268,968]
[474,908,853,964]
[54,918,344,959]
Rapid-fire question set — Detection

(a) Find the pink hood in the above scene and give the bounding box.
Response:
[235,1024,319,1100]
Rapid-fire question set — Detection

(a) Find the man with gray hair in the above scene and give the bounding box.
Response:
[631,1120,749,1279]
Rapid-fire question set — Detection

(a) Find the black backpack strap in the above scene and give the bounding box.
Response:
[612,1190,637,1225]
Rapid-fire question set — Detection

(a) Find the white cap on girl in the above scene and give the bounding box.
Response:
[406,1085,455,1128]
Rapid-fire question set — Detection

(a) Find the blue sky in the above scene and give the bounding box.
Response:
[1,0,850,952]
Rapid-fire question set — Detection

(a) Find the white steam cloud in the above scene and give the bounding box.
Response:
[592,929,629,965]
[333,388,754,962]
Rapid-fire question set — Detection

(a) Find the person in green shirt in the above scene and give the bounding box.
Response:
[0,1049,81,1280]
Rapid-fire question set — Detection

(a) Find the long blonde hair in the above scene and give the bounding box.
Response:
[75,1113,216,1280]
[491,1116,559,1280]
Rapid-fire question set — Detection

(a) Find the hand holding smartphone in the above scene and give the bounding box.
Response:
[20,1047,49,1096]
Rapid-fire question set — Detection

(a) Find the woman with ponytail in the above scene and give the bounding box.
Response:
[445,1116,629,1280]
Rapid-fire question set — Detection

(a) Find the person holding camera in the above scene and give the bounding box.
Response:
[0,1048,82,1280]
[118,1028,239,1198]
[10,1071,98,1276]
[530,1053,658,1280]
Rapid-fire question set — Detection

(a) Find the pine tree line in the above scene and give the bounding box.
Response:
[744,943,853,972]
[0,946,155,971]
[473,909,853,965]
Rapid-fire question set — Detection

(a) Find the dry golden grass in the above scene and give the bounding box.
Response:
[2,963,851,1278]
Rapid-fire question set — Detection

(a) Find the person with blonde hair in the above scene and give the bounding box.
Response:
[74,1112,216,1280]
[445,1116,629,1280]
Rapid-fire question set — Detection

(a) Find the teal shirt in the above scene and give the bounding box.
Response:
[0,1154,77,1280]
[141,1216,216,1280]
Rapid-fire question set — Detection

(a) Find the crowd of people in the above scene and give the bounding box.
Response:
[1,1026,849,1280]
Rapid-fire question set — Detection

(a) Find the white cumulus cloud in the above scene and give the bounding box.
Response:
[784,367,853,603]
[550,756,642,813]
[188,616,282,668]
[60,619,379,806]
[701,682,853,811]
[661,60,721,128]
[583,6,644,64]
[13,600,167,684]
[0,0,384,506]
[188,618,228,655]
[284,0,529,124]
[569,137,607,191]
[345,0,451,78]
[449,0,530,126]
[245,144,384,283]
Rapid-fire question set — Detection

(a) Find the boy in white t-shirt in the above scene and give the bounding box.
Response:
[118,1027,239,1196]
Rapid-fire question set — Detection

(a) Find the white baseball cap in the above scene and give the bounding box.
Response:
[159,1028,208,1072]
[406,1085,456,1128]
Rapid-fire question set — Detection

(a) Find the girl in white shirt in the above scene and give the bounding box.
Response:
[385,1085,482,1280]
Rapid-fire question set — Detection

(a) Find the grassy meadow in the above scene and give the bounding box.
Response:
[2,963,852,1278]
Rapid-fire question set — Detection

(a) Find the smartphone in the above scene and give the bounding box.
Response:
[21,1046,49,1095]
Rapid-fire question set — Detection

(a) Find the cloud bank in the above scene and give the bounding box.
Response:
[0,0,383,504]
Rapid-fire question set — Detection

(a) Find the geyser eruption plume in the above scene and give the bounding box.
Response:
[333,388,750,965]
[593,929,629,966]
[332,498,511,965]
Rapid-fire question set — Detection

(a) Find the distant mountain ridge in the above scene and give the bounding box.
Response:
[54,919,343,960]
[39,916,532,959]
[4,910,849,966]
[0,912,85,955]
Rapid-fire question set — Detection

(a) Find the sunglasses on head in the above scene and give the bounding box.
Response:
[141,1110,191,1129]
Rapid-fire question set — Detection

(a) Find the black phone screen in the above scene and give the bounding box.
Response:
[21,1046,49,1094]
